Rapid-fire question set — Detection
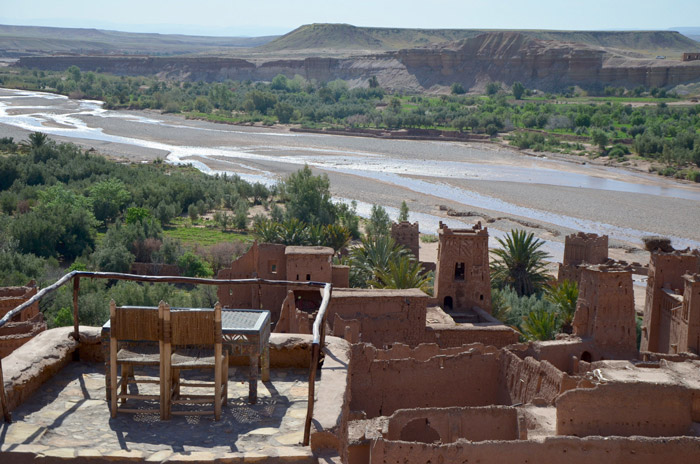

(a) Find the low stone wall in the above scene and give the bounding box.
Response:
[370,436,700,464]
[556,382,694,437]
[2,326,102,411]
[423,323,519,349]
[385,406,521,443]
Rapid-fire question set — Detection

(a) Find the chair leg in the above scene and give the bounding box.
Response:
[110,339,118,418]
[120,364,131,405]
[223,354,229,406]
[215,359,222,420]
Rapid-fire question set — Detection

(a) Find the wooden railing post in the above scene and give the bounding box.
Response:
[0,357,11,423]
[303,342,320,446]
[302,283,332,446]
[72,277,80,360]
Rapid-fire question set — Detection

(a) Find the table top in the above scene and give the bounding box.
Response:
[102,307,271,335]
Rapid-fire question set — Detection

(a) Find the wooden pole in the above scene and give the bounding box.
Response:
[72,277,80,360]
[302,342,320,446]
[0,358,11,423]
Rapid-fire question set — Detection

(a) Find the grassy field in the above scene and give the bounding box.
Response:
[163,217,252,247]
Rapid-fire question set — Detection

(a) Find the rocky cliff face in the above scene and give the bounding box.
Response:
[15,32,700,92]
[393,32,700,90]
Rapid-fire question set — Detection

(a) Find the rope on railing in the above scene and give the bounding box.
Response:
[0,271,333,426]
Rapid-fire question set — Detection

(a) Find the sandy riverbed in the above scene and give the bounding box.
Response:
[1,88,699,260]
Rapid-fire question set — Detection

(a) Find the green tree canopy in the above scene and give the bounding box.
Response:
[490,229,551,297]
[280,165,336,225]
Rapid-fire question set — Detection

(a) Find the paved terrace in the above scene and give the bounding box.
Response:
[0,328,350,463]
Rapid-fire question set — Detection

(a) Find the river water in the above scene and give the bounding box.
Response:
[1,88,699,258]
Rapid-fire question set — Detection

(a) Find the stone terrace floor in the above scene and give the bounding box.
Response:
[0,362,315,462]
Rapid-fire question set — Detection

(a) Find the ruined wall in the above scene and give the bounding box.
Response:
[273,291,313,335]
[434,222,491,313]
[350,343,504,418]
[563,233,608,267]
[422,323,519,349]
[0,283,39,321]
[641,251,699,353]
[556,383,693,437]
[217,243,327,323]
[390,221,419,259]
[498,349,577,405]
[0,282,45,358]
[285,246,334,283]
[522,338,594,373]
[0,314,48,358]
[385,406,520,443]
[683,274,700,354]
[572,264,637,359]
[369,436,700,464]
[331,265,350,288]
[558,233,608,283]
[330,288,428,347]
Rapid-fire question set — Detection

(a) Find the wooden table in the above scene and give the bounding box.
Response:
[102,307,271,404]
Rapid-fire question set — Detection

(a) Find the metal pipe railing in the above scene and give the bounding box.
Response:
[0,271,332,432]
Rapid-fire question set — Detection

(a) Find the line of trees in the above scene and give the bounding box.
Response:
[3,67,699,177]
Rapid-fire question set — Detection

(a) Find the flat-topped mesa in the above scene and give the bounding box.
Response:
[641,249,700,354]
[558,232,609,284]
[434,221,491,314]
[572,263,637,359]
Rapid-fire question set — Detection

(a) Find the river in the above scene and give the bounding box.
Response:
[1,87,699,260]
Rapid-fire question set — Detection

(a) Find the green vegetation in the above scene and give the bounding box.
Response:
[544,279,579,334]
[490,229,551,297]
[2,66,699,179]
[0,134,278,326]
[489,232,580,341]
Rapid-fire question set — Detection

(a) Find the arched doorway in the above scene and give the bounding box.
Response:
[443,296,453,311]
[581,351,592,362]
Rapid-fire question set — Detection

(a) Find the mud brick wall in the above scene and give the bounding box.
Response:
[423,324,519,349]
[499,349,576,405]
[330,289,428,347]
[370,436,700,464]
[556,383,693,437]
[350,343,503,418]
[385,406,519,443]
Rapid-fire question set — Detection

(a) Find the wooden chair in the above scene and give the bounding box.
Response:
[162,303,228,420]
[109,300,165,419]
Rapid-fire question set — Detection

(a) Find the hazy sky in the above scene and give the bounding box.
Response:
[1,0,698,37]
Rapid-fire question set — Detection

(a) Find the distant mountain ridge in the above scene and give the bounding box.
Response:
[0,24,278,57]
[261,23,700,56]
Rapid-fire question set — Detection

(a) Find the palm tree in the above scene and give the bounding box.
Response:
[369,255,432,293]
[253,219,281,243]
[348,235,408,287]
[521,307,559,341]
[25,131,49,149]
[490,229,551,297]
[545,279,579,334]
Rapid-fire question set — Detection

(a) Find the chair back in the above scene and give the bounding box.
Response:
[109,300,161,341]
[167,304,222,346]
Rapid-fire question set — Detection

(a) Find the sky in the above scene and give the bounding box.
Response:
[0,0,699,37]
